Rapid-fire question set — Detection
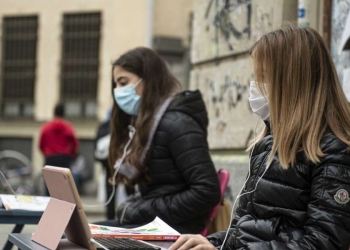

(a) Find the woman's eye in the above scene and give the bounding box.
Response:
[116,81,127,87]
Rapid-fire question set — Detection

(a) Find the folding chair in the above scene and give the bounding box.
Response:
[201,169,230,236]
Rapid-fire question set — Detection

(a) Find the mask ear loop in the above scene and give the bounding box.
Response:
[134,78,143,88]
[219,118,271,250]
[83,125,136,208]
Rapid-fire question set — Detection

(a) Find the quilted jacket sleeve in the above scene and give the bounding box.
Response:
[206,210,245,250]
[234,163,350,250]
[117,112,221,230]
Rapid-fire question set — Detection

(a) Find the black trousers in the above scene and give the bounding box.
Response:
[44,154,72,196]
[104,164,116,220]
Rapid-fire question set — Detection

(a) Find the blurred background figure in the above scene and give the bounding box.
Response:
[71,152,88,193]
[39,103,79,196]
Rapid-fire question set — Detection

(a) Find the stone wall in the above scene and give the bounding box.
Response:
[331,0,350,98]
[191,0,298,200]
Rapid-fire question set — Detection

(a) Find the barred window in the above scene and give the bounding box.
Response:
[153,36,188,88]
[60,12,101,118]
[0,16,38,118]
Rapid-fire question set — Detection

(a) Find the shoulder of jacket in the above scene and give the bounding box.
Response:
[252,134,273,156]
[155,111,202,139]
[320,133,350,155]
[61,119,75,129]
[161,109,196,126]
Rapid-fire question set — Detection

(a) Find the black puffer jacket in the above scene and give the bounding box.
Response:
[116,90,221,233]
[208,125,350,250]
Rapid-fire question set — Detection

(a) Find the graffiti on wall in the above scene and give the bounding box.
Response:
[208,75,248,113]
[204,0,252,54]
[331,0,350,98]
[191,59,256,149]
[254,6,273,41]
[190,0,288,149]
[192,0,274,63]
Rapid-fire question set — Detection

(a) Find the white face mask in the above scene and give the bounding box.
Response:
[249,81,270,121]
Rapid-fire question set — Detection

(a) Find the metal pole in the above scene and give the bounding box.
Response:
[146,0,154,48]
[323,0,332,48]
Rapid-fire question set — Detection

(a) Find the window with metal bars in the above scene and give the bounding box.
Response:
[0,15,38,118]
[60,12,101,118]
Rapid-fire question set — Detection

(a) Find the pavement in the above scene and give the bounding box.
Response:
[0,195,107,249]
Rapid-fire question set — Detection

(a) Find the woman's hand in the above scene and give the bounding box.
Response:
[169,234,217,250]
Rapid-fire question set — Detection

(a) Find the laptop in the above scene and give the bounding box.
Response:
[32,166,171,250]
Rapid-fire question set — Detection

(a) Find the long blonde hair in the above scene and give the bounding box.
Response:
[250,24,350,169]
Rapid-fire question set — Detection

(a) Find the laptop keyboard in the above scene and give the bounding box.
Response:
[94,238,161,250]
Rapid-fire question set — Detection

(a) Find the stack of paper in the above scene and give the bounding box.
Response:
[0,194,50,211]
[89,217,181,241]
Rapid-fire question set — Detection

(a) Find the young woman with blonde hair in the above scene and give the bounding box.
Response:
[170,25,350,250]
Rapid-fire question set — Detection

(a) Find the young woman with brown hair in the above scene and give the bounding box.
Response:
[170,25,350,249]
[104,47,220,234]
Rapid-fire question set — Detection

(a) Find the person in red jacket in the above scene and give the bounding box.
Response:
[39,103,78,195]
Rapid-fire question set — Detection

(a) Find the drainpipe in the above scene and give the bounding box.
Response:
[323,0,332,48]
[146,0,154,48]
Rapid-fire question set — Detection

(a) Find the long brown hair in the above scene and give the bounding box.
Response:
[250,24,350,169]
[109,47,181,183]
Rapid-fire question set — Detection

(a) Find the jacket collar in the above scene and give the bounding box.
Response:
[117,95,175,180]
[139,96,175,163]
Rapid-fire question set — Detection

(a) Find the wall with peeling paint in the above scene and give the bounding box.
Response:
[331,0,350,99]
[190,57,255,149]
[191,0,298,150]
[191,0,298,201]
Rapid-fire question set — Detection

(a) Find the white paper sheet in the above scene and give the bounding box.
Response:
[0,194,50,211]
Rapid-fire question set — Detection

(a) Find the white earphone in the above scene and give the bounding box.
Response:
[220,118,270,250]
[83,125,136,208]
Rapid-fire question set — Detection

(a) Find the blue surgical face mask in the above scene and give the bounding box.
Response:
[113,78,142,116]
